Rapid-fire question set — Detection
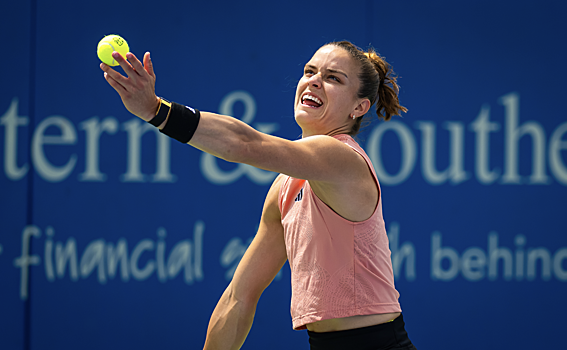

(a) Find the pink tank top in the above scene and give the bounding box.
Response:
[278,134,401,330]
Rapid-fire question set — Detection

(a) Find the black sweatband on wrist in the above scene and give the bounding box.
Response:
[159,102,201,143]
[149,98,171,127]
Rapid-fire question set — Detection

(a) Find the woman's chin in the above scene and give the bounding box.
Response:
[294,112,313,128]
[295,108,320,120]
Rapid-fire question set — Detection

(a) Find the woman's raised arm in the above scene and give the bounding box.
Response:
[100,52,370,185]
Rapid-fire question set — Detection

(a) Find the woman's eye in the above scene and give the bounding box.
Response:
[329,75,340,82]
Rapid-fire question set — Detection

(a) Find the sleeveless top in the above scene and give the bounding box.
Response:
[278,134,401,330]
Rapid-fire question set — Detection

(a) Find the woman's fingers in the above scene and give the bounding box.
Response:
[143,52,156,78]
[100,63,129,90]
[100,50,159,121]
[103,71,127,94]
[100,55,150,92]
[127,52,148,77]
[112,51,137,78]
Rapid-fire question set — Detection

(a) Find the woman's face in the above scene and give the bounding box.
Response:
[294,45,367,137]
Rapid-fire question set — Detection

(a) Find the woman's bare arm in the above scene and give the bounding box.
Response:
[203,175,287,350]
[100,52,370,186]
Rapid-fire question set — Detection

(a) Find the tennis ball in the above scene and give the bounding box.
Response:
[97,34,129,66]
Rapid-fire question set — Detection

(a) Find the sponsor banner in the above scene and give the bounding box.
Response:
[1,1,565,350]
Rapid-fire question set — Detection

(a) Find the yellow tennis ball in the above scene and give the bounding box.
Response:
[97,34,129,66]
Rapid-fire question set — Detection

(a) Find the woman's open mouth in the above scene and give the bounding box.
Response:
[301,93,323,108]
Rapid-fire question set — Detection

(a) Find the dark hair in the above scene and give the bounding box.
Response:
[327,41,407,135]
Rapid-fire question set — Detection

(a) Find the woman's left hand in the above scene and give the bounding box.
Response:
[100,51,161,122]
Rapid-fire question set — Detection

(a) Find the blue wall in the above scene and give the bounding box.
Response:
[1,1,566,349]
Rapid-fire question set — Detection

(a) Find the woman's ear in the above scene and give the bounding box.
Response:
[354,98,371,117]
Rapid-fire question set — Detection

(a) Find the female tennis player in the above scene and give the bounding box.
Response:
[101,40,416,350]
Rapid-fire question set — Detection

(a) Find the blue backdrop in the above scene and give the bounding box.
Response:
[1,1,566,349]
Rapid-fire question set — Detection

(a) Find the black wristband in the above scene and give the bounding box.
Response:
[159,102,201,143]
[149,98,171,127]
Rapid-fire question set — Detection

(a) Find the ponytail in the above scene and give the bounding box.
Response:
[364,50,407,122]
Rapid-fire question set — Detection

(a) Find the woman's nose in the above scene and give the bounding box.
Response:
[308,73,321,88]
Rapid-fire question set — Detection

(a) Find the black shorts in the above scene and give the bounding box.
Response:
[307,314,416,350]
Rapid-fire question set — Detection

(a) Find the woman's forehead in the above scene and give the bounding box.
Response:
[307,45,354,69]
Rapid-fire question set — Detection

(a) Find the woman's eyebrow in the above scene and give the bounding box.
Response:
[304,65,348,79]
[327,68,348,79]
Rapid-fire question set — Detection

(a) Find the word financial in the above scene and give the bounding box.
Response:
[12,223,205,300]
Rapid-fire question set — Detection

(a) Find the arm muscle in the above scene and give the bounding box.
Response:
[203,175,287,349]
[190,112,366,184]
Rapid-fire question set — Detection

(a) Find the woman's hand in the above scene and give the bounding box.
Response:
[100,51,160,122]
